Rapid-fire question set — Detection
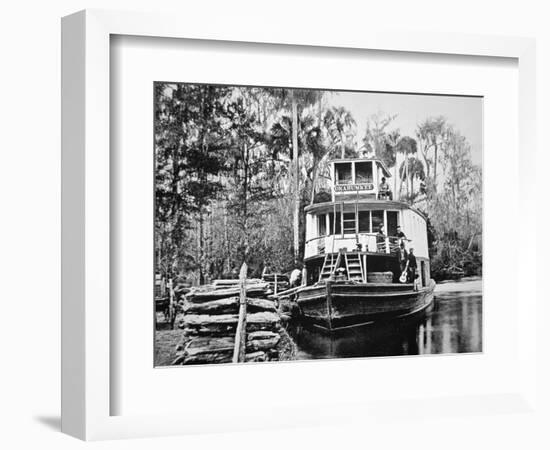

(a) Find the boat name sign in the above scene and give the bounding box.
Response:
[334,183,374,192]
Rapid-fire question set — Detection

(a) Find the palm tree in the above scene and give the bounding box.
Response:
[399,156,426,203]
[416,116,447,191]
[324,106,356,159]
[384,130,401,198]
[394,136,417,199]
[265,88,324,264]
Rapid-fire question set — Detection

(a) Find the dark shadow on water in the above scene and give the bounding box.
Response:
[34,415,61,431]
[288,289,482,360]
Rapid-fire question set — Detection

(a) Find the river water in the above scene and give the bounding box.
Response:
[289,278,482,360]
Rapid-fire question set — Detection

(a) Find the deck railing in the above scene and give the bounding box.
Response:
[305,233,411,258]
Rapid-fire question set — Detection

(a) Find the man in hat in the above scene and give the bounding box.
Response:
[396,225,407,248]
[407,248,417,283]
[378,177,392,200]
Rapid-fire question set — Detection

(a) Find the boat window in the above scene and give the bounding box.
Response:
[387,211,398,236]
[317,214,327,236]
[355,162,372,183]
[372,210,384,232]
[343,212,356,234]
[358,210,370,233]
[329,212,341,235]
[335,163,352,185]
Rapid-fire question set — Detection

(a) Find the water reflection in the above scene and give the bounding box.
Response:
[289,282,482,360]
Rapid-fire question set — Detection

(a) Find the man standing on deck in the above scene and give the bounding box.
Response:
[376,225,387,252]
[290,267,302,288]
[397,241,408,274]
[396,225,406,241]
[407,248,417,283]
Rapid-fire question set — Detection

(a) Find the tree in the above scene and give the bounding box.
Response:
[154,83,233,282]
[394,136,417,199]
[325,106,357,159]
[398,156,425,202]
[362,113,397,160]
[416,116,447,192]
[384,130,401,196]
[265,88,324,264]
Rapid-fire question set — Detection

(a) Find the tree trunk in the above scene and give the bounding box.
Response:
[433,145,438,192]
[242,142,249,262]
[223,204,230,274]
[397,156,405,200]
[393,164,397,200]
[405,157,410,198]
[291,91,300,265]
[309,164,317,205]
[198,210,204,285]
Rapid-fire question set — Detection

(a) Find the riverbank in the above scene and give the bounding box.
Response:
[435,276,482,294]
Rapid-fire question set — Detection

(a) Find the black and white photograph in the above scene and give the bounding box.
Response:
[153,83,483,366]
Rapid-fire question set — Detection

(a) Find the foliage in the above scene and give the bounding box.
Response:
[154,85,482,283]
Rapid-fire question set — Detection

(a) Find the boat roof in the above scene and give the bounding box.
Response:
[305,199,428,220]
[330,157,392,178]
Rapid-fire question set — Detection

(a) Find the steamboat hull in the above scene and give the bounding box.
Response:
[296,280,436,331]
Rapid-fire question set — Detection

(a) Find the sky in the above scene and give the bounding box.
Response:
[325,90,483,167]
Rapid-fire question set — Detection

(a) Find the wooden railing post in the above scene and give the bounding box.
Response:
[232,262,248,363]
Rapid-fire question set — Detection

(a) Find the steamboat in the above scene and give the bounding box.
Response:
[296,158,435,331]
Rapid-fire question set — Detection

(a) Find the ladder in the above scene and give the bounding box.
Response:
[319,253,337,282]
[344,252,365,282]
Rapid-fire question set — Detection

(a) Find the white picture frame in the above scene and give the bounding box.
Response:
[61,9,537,441]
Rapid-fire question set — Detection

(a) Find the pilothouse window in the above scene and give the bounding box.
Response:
[335,163,352,185]
[358,211,370,233]
[387,211,398,236]
[372,210,384,232]
[355,162,373,183]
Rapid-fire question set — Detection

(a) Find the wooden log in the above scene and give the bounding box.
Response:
[246,337,280,352]
[182,314,239,326]
[182,312,280,327]
[177,334,279,358]
[176,353,233,365]
[186,283,269,302]
[183,297,276,315]
[247,331,280,341]
[244,351,266,362]
[178,337,235,357]
[213,278,263,286]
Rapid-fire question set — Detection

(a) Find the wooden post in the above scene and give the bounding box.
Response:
[274,273,278,295]
[232,262,248,363]
[168,278,175,329]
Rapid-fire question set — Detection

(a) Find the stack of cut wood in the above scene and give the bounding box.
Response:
[173,281,283,365]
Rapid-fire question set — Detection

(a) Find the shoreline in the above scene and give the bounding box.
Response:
[434,276,482,294]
